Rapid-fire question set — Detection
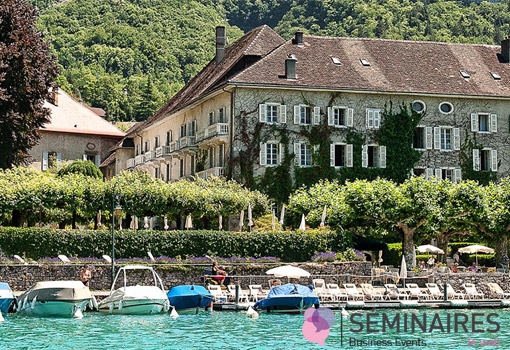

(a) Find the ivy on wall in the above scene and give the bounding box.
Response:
[459,134,498,185]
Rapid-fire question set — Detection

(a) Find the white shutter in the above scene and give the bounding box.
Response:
[42,151,49,170]
[294,143,300,166]
[346,144,353,167]
[330,143,335,167]
[327,107,333,126]
[435,168,442,179]
[490,113,497,133]
[347,108,354,127]
[279,143,283,164]
[379,145,386,168]
[259,143,266,166]
[471,113,478,132]
[453,128,460,150]
[491,149,498,171]
[279,105,287,124]
[294,105,300,124]
[454,169,462,182]
[366,110,373,128]
[425,168,434,179]
[472,149,480,171]
[57,153,62,166]
[259,104,266,122]
[83,154,88,161]
[313,106,321,125]
[374,110,380,129]
[434,127,441,150]
[362,145,368,168]
[425,127,433,149]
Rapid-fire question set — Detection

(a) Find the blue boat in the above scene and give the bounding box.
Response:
[253,283,320,313]
[0,282,15,314]
[167,285,213,314]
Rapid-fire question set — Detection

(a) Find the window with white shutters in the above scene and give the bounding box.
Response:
[294,105,312,125]
[471,113,497,133]
[259,104,287,124]
[362,145,386,168]
[366,109,381,129]
[260,142,280,166]
[328,107,354,127]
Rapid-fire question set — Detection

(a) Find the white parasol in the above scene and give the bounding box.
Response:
[266,265,310,279]
[299,214,306,231]
[247,203,253,228]
[239,210,244,231]
[279,204,285,226]
[458,245,494,266]
[185,214,193,230]
[416,244,445,254]
[164,216,169,230]
[319,205,327,227]
[400,254,407,286]
[218,215,223,230]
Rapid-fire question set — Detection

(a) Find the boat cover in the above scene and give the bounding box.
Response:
[254,283,319,309]
[18,281,92,302]
[167,285,213,310]
[0,282,14,313]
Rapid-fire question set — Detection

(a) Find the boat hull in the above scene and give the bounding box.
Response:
[0,297,15,314]
[98,298,168,315]
[17,300,90,318]
[167,285,213,312]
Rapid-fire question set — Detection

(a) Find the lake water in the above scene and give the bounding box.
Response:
[0,308,508,349]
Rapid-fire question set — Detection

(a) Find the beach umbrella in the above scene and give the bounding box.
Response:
[164,216,169,230]
[185,214,193,230]
[118,216,122,230]
[279,204,285,226]
[218,215,223,230]
[144,216,149,229]
[133,216,139,230]
[247,203,253,228]
[399,255,407,287]
[458,245,494,266]
[266,265,310,279]
[149,217,153,230]
[239,210,244,231]
[271,210,276,230]
[319,205,327,227]
[416,244,445,254]
[299,214,306,231]
[97,210,102,228]
[378,250,383,266]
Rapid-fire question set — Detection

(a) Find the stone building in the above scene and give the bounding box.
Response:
[29,88,125,172]
[115,25,510,185]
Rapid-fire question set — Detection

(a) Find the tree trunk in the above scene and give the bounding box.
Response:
[400,226,416,268]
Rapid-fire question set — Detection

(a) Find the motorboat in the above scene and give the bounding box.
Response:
[167,285,213,314]
[0,282,15,314]
[253,283,320,313]
[97,265,169,315]
[16,281,92,318]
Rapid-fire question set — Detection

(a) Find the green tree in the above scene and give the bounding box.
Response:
[57,159,102,179]
[0,0,59,168]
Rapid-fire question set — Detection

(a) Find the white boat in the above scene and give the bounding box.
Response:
[17,281,92,318]
[97,265,169,315]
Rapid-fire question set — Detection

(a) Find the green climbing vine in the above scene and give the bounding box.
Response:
[459,133,498,185]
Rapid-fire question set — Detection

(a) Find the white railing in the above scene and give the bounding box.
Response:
[135,154,144,165]
[126,158,135,168]
[196,167,224,179]
[155,146,163,158]
[196,123,229,142]
[144,150,155,162]
[178,136,196,149]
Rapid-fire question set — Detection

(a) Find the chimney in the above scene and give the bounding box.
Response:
[293,31,303,46]
[216,26,226,65]
[501,38,510,63]
[52,84,59,106]
[285,54,297,80]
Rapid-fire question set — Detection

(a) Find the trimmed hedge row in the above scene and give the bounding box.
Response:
[0,227,343,262]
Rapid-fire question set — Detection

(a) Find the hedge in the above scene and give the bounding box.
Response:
[0,227,345,262]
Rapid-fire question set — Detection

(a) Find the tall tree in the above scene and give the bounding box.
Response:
[0,0,59,169]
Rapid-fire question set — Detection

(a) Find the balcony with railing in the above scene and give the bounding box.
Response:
[126,158,135,169]
[135,154,144,165]
[178,136,197,149]
[143,150,155,163]
[196,167,225,179]
[196,123,229,143]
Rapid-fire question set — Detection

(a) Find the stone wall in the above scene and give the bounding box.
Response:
[0,261,371,291]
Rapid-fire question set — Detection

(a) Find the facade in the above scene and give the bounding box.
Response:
[116,25,510,186]
[28,88,125,171]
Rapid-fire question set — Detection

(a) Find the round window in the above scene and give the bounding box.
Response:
[412,101,426,113]
[439,102,453,114]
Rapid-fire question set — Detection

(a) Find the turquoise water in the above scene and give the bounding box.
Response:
[0,309,508,349]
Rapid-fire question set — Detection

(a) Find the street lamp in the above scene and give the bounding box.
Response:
[111,182,122,285]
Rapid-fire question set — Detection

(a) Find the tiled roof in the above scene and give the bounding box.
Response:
[42,89,125,137]
[128,25,285,135]
[230,35,510,97]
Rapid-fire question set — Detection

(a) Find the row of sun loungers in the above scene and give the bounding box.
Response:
[311,279,510,302]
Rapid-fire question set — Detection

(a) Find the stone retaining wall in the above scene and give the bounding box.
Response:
[0,261,371,291]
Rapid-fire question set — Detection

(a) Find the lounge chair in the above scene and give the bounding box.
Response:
[343,283,364,301]
[405,283,430,301]
[359,283,384,300]
[208,284,227,302]
[462,283,484,299]
[446,284,465,299]
[248,284,267,302]
[425,283,444,300]
[312,279,334,302]
[384,284,409,300]
[326,283,348,301]
[227,285,249,303]
[486,283,510,299]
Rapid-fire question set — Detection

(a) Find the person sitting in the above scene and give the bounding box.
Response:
[452,263,458,273]
[427,257,435,269]
[212,260,228,285]
[468,262,479,272]
[79,265,92,287]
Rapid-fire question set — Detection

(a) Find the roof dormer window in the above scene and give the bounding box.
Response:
[331,57,341,65]
[491,72,501,80]
[360,59,371,67]
[460,70,470,79]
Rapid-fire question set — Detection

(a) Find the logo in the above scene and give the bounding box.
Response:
[302,307,335,346]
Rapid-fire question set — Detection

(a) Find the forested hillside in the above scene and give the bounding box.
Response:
[32,0,510,121]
